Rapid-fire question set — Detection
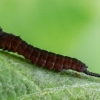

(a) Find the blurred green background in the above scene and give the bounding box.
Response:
[0,0,100,73]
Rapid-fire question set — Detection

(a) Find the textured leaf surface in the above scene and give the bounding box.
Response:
[0,51,100,100]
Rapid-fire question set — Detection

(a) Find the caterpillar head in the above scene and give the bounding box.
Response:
[0,27,3,36]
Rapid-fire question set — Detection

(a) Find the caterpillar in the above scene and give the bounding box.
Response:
[0,28,100,77]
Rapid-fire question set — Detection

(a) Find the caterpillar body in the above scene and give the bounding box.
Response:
[0,28,100,77]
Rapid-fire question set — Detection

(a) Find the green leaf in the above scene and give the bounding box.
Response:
[0,51,100,100]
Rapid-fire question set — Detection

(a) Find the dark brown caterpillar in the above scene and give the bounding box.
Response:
[0,28,100,77]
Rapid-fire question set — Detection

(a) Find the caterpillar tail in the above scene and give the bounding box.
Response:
[83,70,100,77]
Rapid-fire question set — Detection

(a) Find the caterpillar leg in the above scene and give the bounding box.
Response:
[75,72,81,78]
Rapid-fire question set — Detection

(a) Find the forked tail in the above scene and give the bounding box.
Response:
[83,70,100,77]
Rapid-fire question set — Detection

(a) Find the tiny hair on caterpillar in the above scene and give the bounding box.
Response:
[0,28,100,77]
